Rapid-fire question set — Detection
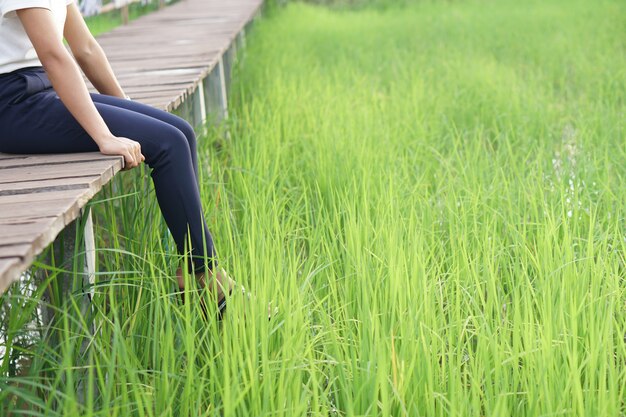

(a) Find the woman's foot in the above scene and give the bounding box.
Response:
[177,267,234,295]
[176,267,273,320]
[176,267,235,319]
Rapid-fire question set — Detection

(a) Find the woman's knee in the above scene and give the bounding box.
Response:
[171,116,197,150]
[147,125,193,166]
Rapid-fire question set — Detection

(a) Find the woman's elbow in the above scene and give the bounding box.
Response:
[72,38,100,65]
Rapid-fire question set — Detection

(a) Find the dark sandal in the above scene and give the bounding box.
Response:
[177,269,271,321]
[178,285,231,321]
[176,267,232,319]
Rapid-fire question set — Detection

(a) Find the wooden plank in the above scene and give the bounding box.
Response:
[104,49,222,61]
[0,218,58,245]
[0,244,31,258]
[123,83,189,94]
[0,153,121,169]
[0,196,84,221]
[0,189,92,205]
[114,71,206,86]
[0,176,99,195]
[0,159,122,184]
[111,61,208,73]
[128,90,188,99]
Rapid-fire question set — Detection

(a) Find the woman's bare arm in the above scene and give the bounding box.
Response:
[63,3,126,98]
[16,7,144,168]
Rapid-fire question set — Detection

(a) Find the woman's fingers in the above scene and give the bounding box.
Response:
[98,137,143,170]
[126,142,144,170]
[123,152,135,170]
[132,142,144,164]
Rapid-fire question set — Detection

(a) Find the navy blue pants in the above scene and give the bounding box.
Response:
[0,66,216,272]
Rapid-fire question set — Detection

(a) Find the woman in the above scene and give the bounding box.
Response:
[0,0,232,316]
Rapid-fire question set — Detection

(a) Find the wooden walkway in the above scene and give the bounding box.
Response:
[0,0,263,293]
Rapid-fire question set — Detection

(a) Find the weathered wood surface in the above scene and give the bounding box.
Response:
[0,154,123,293]
[0,0,263,293]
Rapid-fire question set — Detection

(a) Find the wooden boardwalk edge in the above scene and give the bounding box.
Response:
[0,156,123,293]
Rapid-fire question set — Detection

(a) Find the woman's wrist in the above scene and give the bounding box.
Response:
[92,130,115,148]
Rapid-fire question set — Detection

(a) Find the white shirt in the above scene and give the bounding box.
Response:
[0,0,73,74]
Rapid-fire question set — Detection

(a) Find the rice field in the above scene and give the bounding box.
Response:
[1,0,625,416]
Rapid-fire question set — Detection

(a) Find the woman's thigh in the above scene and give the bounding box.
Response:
[0,89,191,165]
[91,94,198,172]
[90,93,194,135]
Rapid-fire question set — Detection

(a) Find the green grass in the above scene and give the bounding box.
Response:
[1,0,625,416]
[84,1,165,37]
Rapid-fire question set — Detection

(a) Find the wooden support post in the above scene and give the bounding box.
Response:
[77,207,97,404]
[36,208,97,406]
[217,57,229,121]
[38,223,75,339]
[121,3,129,25]
[193,80,207,130]
[159,0,166,9]
[221,42,236,93]
[84,209,96,300]
[203,65,220,125]
[230,39,238,62]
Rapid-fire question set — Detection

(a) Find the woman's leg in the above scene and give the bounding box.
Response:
[90,93,200,182]
[0,89,216,272]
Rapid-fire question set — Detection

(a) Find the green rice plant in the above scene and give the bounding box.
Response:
[1,0,625,415]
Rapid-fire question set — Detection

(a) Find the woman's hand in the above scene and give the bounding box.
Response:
[98,135,145,170]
